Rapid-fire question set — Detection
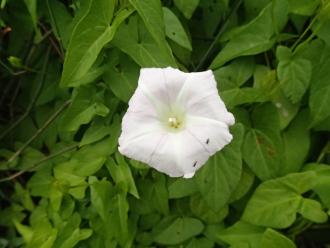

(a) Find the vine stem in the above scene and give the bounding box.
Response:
[7,100,72,164]
[291,16,318,52]
[0,46,51,140]
[194,0,243,72]
[0,144,77,183]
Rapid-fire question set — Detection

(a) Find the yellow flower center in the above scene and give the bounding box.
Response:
[168,117,181,129]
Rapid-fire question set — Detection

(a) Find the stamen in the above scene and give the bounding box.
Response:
[168,117,181,129]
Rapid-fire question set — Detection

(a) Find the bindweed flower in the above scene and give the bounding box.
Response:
[118,67,235,178]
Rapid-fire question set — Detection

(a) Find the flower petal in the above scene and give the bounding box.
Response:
[185,115,233,155]
[148,130,211,177]
[118,112,166,166]
[176,70,235,126]
[138,68,188,106]
[127,86,159,117]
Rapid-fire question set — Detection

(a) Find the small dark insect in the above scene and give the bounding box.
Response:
[206,138,210,144]
[193,161,197,167]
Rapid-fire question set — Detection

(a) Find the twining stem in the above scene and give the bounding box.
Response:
[195,0,243,72]
[0,60,26,76]
[316,141,329,163]
[291,16,318,52]
[291,2,329,54]
[7,100,72,164]
[0,46,51,140]
[0,144,77,183]
[46,0,65,58]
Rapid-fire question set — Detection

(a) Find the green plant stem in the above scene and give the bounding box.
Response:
[0,60,27,76]
[194,0,243,71]
[317,141,329,163]
[7,100,72,163]
[0,144,77,183]
[291,16,318,52]
[46,0,65,57]
[0,46,51,141]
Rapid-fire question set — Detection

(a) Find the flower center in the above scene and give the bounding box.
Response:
[168,117,181,129]
[160,104,186,132]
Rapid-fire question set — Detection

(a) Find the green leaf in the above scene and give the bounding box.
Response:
[220,87,269,108]
[281,110,311,174]
[106,154,139,198]
[23,0,40,39]
[13,183,34,211]
[14,220,33,244]
[211,35,275,69]
[60,87,109,132]
[60,0,133,87]
[229,166,255,202]
[196,124,244,212]
[186,238,214,248]
[242,171,317,228]
[54,161,88,199]
[218,221,265,248]
[27,165,52,197]
[163,7,192,50]
[303,163,330,208]
[173,0,199,19]
[303,40,330,125]
[168,177,198,199]
[129,0,176,66]
[261,228,296,248]
[112,14,176,67]
[89,177,113,221]
[243,103,284,180]
[103,50,139,102]
[131,174,169,215]
[252,65,299,129]
[46,0,72,49]
[79,120,111,147]
[210,0,288,68]
[58,228,92,248]
[313,1,330,45]
[109,192,129,243]
[298,198,328,223]
[190,194,228,223]
[153,217,204,245]
[243,130,279,180]
[288,0,320,16]
[214,57,255,91]
[276,45,312,103]
[71,137,115,175]
[200,0,229,37]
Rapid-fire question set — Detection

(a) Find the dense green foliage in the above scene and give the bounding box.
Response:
[0,0,329,247]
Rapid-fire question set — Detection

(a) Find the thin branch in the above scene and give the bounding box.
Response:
[0,60,27,76]
[39,21,64,61]
[0,144,78,183]
[46,0,65,57]
[0,46,51,140]
[195,0,243,71]
[7,100,72,163]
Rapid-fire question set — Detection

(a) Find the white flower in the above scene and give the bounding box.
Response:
[118,67,235,178]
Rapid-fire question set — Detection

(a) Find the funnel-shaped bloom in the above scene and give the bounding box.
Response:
[118,67,235,178]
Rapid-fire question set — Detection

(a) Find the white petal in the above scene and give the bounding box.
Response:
[126,86,159,117]
[138,68,188,107]
[118,112,166,165]
[183,172,195,178]
[185,115,233,155]
[119,112,162,144]
[148,130,211,177]
[176,70,235,126]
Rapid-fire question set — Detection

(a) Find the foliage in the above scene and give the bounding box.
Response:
[0,0,330,247]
